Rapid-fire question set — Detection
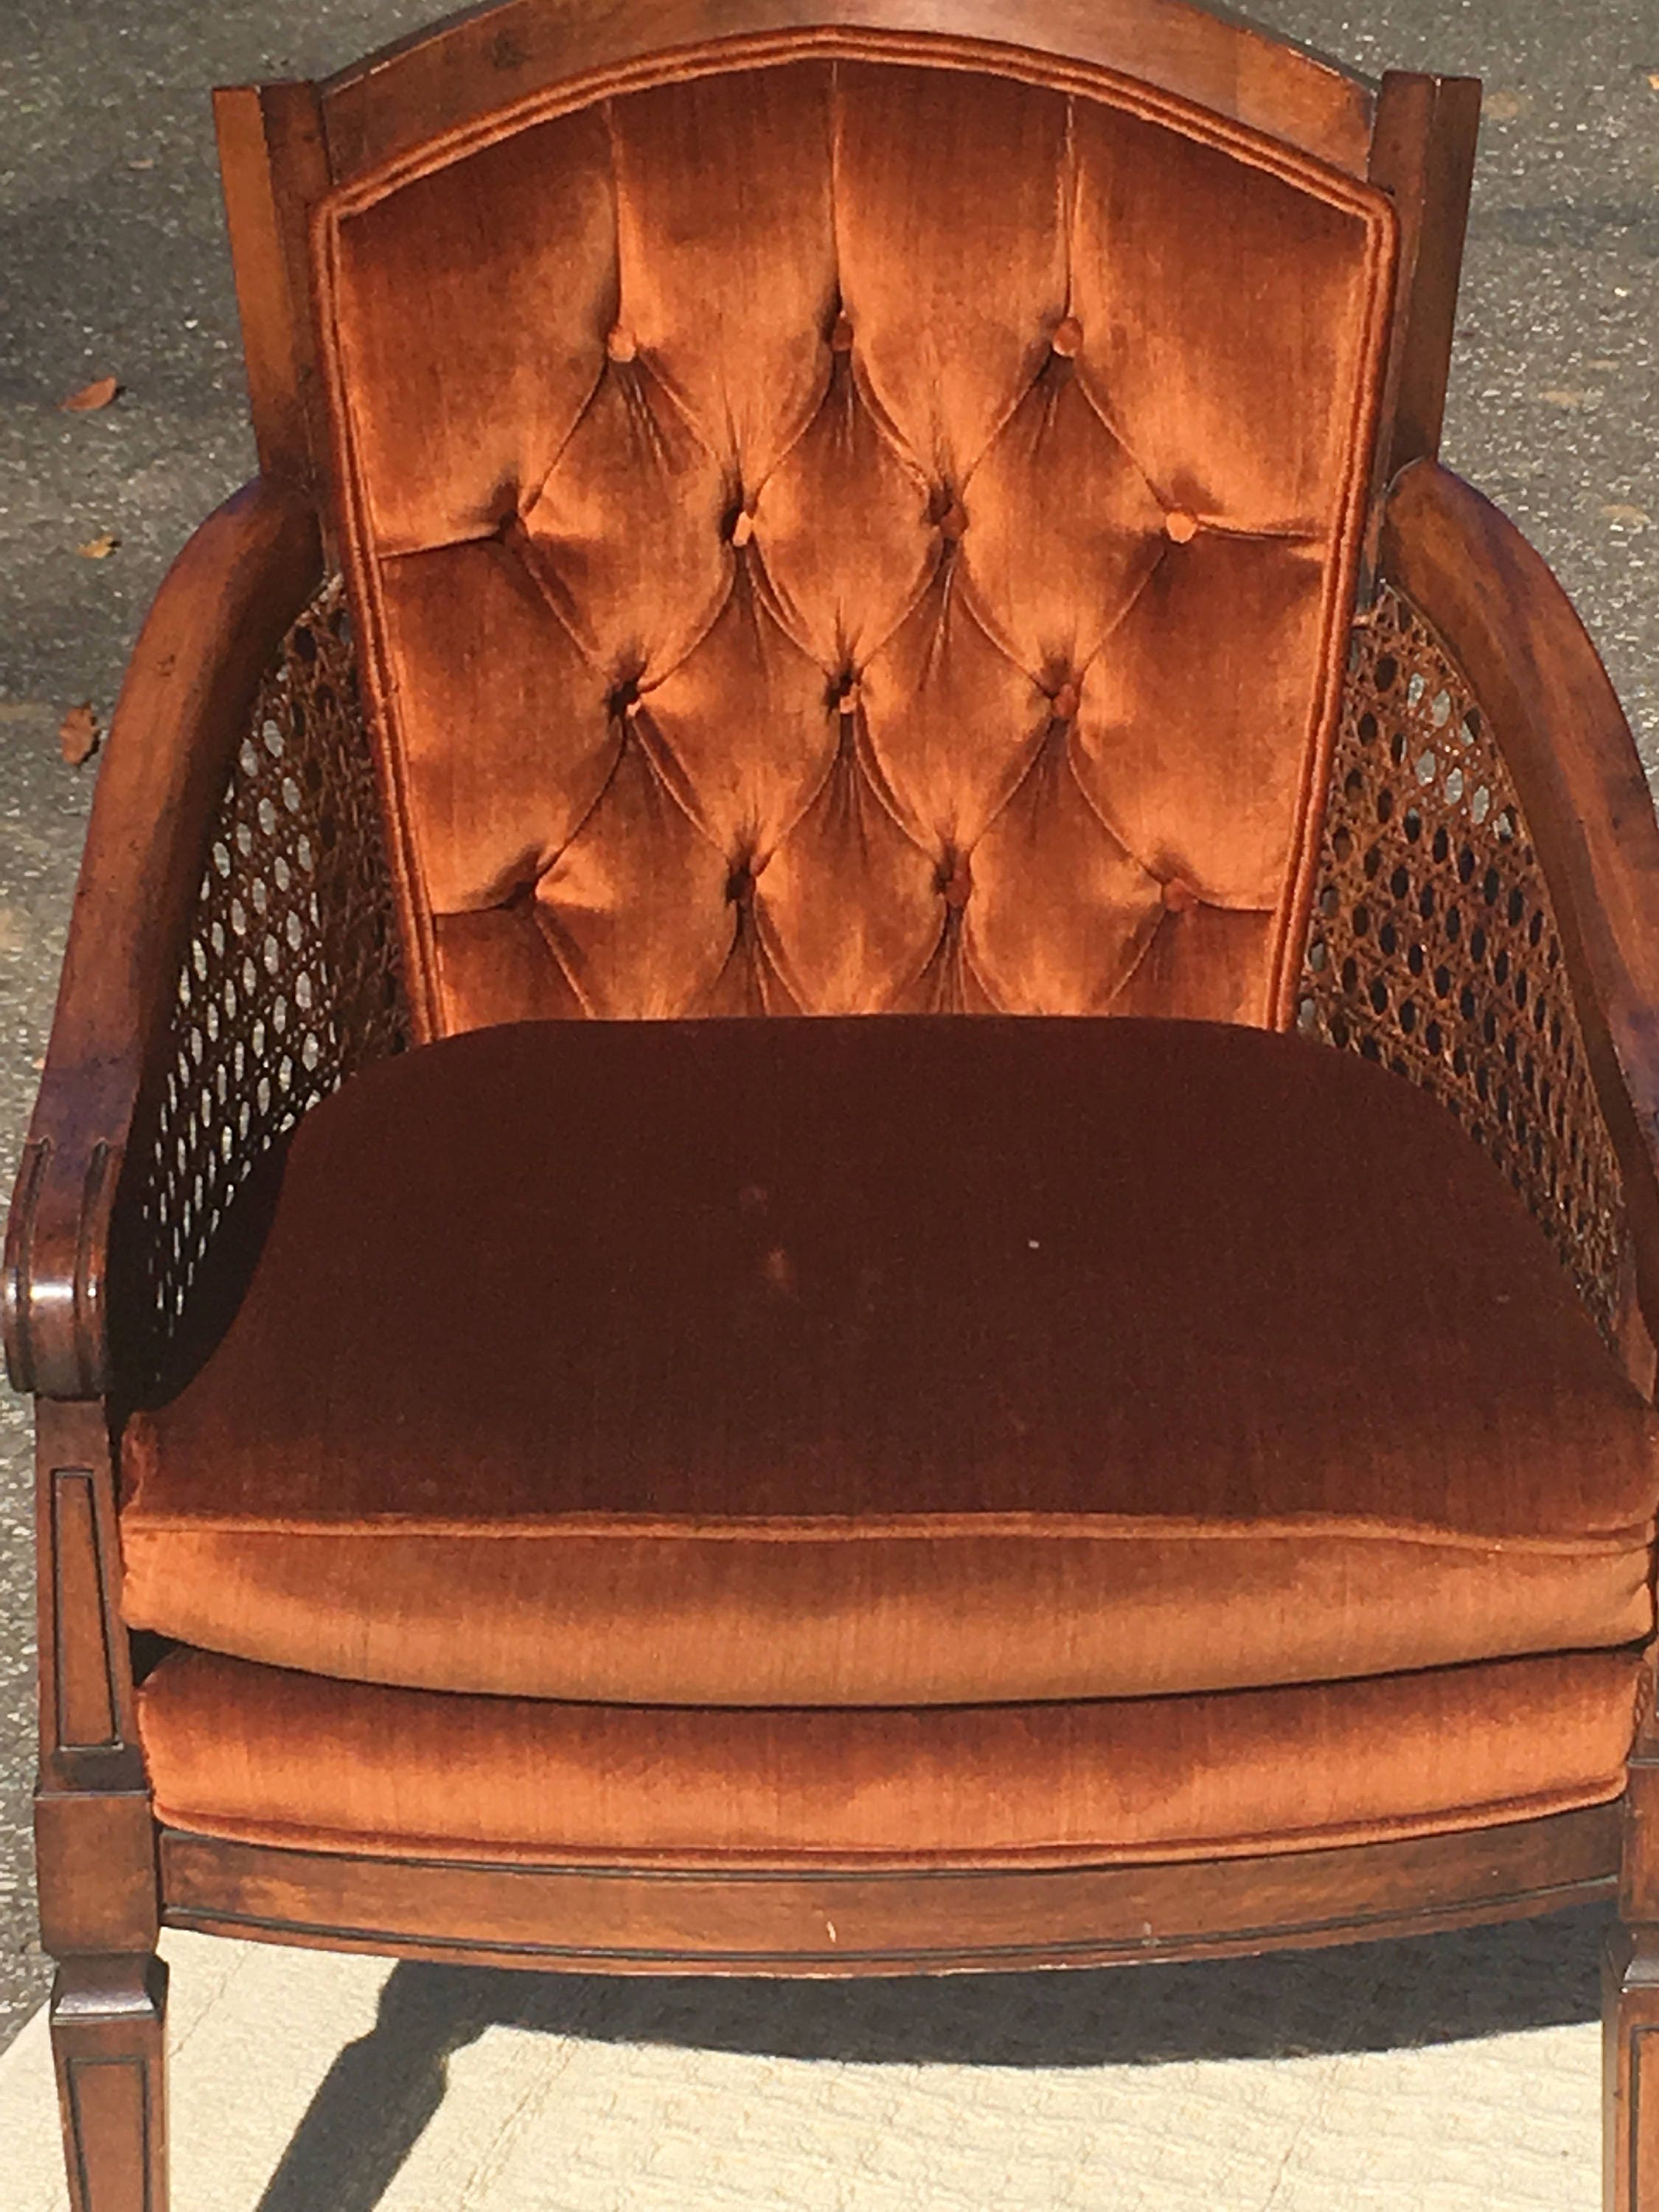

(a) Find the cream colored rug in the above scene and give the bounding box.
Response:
[0,1913,1607,2210]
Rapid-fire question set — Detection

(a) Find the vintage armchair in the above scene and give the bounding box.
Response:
[12,1,1659,2205]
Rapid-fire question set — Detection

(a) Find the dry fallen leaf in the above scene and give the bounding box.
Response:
[58,703,101,766]
[127,156,155,170]
[1484,88,1527,121]
[59,375,119,413]
[1540,387,1587,408]
[1602,504,1652,528]
[77,532,119,560]
[1648,69,1659,90]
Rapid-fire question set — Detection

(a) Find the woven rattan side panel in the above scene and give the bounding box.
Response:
[1300,581,1627,1337]
[119,577,406,1390]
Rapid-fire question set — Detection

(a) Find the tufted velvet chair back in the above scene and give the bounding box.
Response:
[313,44,1399,1037]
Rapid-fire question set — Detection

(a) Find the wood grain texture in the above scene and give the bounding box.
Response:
[50,1955,167,2212]
[50,1470,119,1752]
[1627,1755,1659,1924]
[214,86,335,497]
[35,1403,137,1780]
[159,1805,1619,1978]
[316,0,1375,184]
[1360,69,1481,596]
[1366,72,1481,486]
[35,1795,159,1961]
[1,480,321,1399]
[33,1402,158,1960]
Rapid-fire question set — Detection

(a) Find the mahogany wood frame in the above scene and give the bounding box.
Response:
[7,3,1658,2208]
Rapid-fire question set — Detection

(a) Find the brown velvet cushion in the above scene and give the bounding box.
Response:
[120,1018,1658,1703]
[316,55,1394,1034]
[138,1645,1642,1869]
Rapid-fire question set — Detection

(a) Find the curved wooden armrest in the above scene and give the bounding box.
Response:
[1379,458,1659,1338]
[4,479,322,1400]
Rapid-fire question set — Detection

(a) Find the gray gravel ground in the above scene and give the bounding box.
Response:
[1,0,1657,2067]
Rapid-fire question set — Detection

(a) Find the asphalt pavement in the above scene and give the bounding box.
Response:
[1,0,1656,2054]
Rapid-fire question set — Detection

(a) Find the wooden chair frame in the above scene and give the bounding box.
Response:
[9,4,1659,2206]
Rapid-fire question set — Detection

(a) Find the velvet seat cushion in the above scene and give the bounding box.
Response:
[120,1017,1659,1705]
[139,1644,1642,1869]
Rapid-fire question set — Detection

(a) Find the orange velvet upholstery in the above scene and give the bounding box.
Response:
[316,55,1396,1035]
[139,1645,1643,1869]
[120,1018,1658,1705]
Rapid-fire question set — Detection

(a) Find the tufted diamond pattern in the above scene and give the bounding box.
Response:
[319,54,1395,1034]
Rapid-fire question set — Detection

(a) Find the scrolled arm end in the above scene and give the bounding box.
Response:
[3,1135,121,1398]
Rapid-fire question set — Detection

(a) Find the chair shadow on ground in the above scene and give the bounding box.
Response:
[251,1898,1610,2212]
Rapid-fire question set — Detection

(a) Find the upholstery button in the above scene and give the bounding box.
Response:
[1161,877,1201,913]
[731,509,755,549]
[837,678,862,717]
[727,859,757,908]
[1164,509,1200,544]
[605,324,637,364]
[1051,681,1080,723]
[938,853,973,909]
[936,498,967,542]
[830,312,855,353]
[1050,315,1082,358]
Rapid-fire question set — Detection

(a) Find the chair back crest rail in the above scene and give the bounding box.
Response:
[314,1,1379,184]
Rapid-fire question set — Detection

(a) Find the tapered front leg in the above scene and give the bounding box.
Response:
[1607,1922,1659,2211]
[51,1954,168,2212]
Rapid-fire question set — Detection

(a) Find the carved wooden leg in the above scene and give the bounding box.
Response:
[50,1954,168,2212]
